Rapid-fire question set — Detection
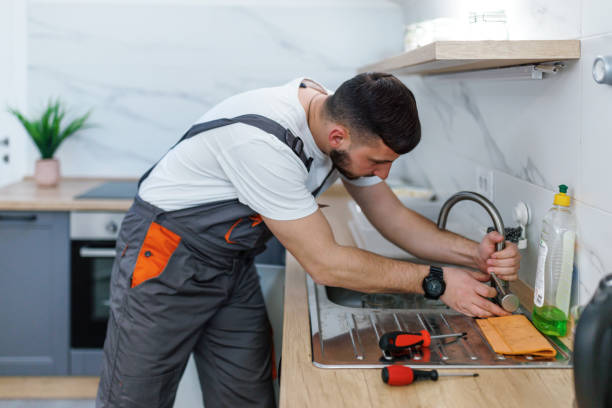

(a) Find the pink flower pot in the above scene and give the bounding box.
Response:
[35,158,60,187]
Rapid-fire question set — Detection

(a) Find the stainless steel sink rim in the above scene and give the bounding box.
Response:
[307,276,572,369]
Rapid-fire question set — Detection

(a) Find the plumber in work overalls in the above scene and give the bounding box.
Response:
[96,73,521,407]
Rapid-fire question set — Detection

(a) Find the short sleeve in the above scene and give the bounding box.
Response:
[214,127,319,220]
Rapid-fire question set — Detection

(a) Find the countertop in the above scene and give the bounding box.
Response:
[0,178,135,211]
[279,185,574,408]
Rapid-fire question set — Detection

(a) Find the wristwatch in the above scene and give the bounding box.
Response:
[422,265,446,300]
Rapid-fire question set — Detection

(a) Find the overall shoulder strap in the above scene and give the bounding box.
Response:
[138,114,314,186]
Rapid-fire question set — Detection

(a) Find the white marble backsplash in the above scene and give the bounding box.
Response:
[26,0,402,177]
[394,0,581,41]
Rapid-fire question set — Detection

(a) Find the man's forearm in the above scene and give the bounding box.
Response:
[309,244,430,294]
[374,206,481,269]
[346,182,482,269]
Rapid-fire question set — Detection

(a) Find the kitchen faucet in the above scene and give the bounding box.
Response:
[437,191,520,313]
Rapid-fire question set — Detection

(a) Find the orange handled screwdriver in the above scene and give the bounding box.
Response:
[379,330,467,353]
[381,365,478,386]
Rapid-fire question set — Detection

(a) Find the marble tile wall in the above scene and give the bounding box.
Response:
[26,0,403,177]
[393,0,581,40]
[393,0,612,308]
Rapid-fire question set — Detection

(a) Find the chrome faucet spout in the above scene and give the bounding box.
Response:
[437,191,519,313]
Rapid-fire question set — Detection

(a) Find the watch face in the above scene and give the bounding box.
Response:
[423,266,445,299]
[427,279,443,296]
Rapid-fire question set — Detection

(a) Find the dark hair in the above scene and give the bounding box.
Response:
[324,72,421,154]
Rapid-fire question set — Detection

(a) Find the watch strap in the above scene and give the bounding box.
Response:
[429,265,443,279]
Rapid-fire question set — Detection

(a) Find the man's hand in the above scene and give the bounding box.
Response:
[475,231,521,281]
[440,266,511,317]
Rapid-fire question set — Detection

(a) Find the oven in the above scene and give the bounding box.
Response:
[69,211,125,374]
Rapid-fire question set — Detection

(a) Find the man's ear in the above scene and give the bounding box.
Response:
[328,126,350,149]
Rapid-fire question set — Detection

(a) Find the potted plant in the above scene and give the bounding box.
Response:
[8,99,92,187]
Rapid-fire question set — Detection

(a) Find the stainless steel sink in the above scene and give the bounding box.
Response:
[307,276,572,369]
[325,286,449,310]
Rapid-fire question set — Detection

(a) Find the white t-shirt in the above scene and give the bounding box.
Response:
[138,77,382,221]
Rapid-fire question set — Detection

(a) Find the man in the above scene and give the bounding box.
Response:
[96,73,520,408]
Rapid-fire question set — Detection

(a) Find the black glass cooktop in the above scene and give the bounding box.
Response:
[75,181,138,200]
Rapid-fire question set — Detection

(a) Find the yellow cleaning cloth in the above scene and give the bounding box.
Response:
[476,314,557,358]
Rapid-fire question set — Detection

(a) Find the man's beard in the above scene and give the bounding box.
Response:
[330,148,360,180]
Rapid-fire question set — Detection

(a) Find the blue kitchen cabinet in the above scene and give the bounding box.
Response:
[0,211,70,375]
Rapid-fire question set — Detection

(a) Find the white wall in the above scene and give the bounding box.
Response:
[26,0,403,178]
[393,0,612,308]
[0,0,28,187]
[395,0,581,40]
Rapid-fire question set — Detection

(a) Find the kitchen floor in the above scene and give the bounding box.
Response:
[0,377,98,401]
[0,401,94,408]
[0,357,206,407]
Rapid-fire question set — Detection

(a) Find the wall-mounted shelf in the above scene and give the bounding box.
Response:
[358,40,581,76]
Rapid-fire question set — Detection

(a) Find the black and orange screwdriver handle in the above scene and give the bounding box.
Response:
[381,365,438,385]
[379,330,467,352]
[381,366,478,386]
[379,329,432,350]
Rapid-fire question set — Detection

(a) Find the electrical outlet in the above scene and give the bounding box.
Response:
[476,167,494,201]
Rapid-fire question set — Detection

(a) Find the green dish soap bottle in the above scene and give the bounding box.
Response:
[533,184,576,336]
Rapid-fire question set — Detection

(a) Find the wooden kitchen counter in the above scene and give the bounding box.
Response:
[0,177,134,211]
[279,185,574,408]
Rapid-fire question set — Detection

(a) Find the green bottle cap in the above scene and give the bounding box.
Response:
[554,184,570,206]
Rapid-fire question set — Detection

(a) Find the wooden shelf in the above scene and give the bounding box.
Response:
[358,40,581,76]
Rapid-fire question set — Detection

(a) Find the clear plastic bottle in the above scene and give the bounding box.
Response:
[533,184,576,336]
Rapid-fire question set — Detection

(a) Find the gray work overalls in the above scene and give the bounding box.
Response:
[96,114,334,408]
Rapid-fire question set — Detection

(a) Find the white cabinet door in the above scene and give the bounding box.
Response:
[0,0,27,187]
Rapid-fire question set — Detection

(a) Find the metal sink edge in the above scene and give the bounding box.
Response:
[307,275,572,369]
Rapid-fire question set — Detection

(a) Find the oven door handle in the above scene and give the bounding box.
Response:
[79,247,118,258]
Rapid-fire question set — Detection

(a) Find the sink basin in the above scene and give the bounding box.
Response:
[307,276,572,369]
[325,286,448,310]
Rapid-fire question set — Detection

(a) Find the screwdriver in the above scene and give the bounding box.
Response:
[381,365,479,386]
[379,329,467,352]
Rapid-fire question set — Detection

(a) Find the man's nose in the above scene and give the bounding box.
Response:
[373,163,392,180]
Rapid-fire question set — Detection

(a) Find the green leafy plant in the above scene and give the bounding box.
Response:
[8,99,93,159]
